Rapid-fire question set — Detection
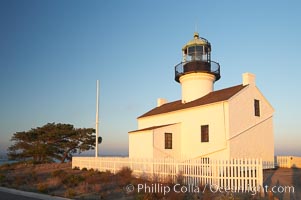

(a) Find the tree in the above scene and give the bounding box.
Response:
[8,123,95,163]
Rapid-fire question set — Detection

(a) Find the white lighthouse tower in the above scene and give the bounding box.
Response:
[175,32,221,103]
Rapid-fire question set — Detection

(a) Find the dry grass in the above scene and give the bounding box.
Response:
[0,162,269,200]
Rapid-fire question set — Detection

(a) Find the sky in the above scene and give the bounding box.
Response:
[0,0,300,157]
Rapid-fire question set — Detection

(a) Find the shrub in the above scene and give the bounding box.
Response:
[28,171,38,183]
[85,174,101,185]
[85,168,100,177]
[152,173,160,183]
[116,167,133,185]
[65,188,76,198]
[13,175,26,187]
[81,167,88,171]
[37,183,48,194]
[62,174,85,187]
[139,172,149,181]
[0,174,5,185]
[72,166,80,170]
[51,169,65,178]
[116,167,132,178]
[98,170,112,183]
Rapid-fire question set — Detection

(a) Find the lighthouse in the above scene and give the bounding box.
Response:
[127,32,274,166]
[175,32,221,103]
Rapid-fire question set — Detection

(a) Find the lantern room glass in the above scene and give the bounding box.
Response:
[186,45,210,62]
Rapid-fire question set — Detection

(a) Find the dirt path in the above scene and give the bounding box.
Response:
[264,168,300,200]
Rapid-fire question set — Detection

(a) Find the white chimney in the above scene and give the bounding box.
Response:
[243,72,256,86]
[157,98,168,107]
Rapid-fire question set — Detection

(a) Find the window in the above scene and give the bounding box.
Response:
[201,125,209,142]
[165,133,172,149]
[254,99,260,117]
[196,46,203,54]
[188,45,204,61]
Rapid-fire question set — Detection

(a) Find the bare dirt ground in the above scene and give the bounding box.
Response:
[263,168,300,200]
[0,162,300,200]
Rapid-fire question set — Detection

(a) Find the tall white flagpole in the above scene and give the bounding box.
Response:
[95,80,99,157]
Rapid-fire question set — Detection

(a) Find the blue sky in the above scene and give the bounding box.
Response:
[0,0,300,156]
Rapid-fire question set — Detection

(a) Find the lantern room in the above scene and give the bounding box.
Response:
[182,32,211,62]
[175,32,221,82]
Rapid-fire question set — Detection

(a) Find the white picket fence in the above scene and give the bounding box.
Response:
[275,156,301,168]
[262,160,275,169]
[72,157,263,192]
[276,156,291,168]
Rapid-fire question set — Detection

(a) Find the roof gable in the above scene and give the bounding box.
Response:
[138,84,246,118]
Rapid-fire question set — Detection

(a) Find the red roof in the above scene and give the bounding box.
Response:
[138,84,246,118]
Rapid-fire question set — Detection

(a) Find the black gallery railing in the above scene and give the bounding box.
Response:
[174,60,221,82]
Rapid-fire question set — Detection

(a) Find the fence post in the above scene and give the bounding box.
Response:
[176,159,179,181]
[114,161,116,174]
[257,158,264,197]
[151,158,154,180]
[130,158,132,170]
